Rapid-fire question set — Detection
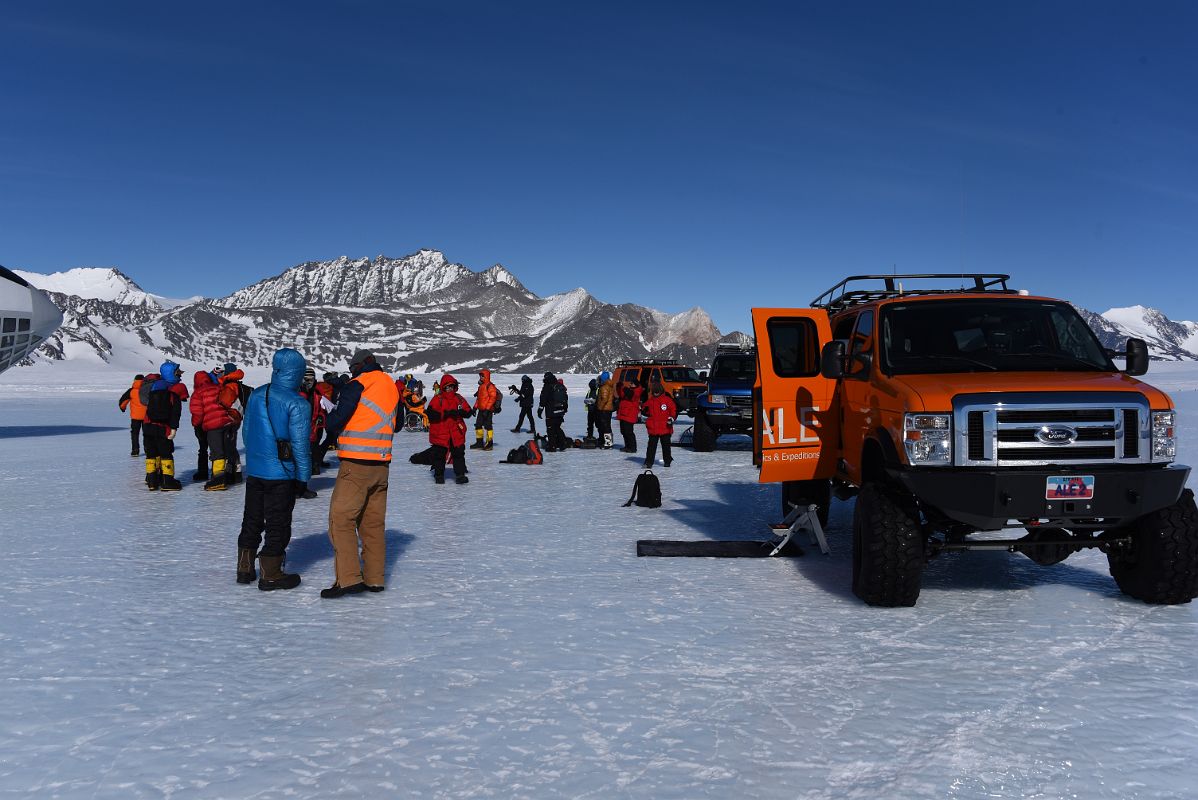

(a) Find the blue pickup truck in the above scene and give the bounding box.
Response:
[691,344,756,451]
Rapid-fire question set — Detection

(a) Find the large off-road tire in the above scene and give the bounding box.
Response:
[782,479,831,528]
[1107,488,1198,605]
[852,483,925,607]
[691,411,718,452]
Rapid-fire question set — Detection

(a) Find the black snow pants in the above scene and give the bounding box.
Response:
[143,424,174,458]
[645,434,672,467]
[130,419,143,455]
[514,405,536,434]
[237,476,298,558]
[206,427,228,462]
[194,424,208,473]
[596,411,613,447]
[475,409,494,432]
[586,407,597,438]
[620,420,637,453]
[224,425,241,474]
[430,444,467,478]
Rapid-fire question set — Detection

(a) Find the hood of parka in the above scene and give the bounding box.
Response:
[271,348,307,393]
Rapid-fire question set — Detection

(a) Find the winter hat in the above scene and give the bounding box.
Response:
[134,374,145,381]
[599,371,610,383]
[589,379,597,389]
[543,371,554,382]
[349,350,375,369]
[522,375,531,383]
[303,367,316,382]
[440,373,460,390]
[322,372,337,382]
[223,362,237,374]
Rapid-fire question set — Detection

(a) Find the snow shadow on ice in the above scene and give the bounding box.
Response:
[281,528,416,576]
[0,424,125,438]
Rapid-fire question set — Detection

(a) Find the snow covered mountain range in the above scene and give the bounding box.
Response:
[11,253,1196,376]
[12,251,747,374]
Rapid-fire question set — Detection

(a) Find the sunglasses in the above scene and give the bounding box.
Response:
[444,383,459,391]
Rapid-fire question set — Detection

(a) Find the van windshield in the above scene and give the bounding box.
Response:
[710,354,756,381]
[659,367,703,383]
[880,299,1116,375]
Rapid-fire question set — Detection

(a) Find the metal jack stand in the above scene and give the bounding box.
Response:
[770,504,829,556]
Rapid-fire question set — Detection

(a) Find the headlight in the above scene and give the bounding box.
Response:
[1152,410,1176,462]
[707,394,727,406]
[904,413,951,465]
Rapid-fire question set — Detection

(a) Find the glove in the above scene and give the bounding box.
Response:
[667,417,675,426]
[167,428,176,440]
[294,480,316,500]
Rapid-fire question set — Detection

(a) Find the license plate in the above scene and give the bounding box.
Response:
[1046,475,1095,500]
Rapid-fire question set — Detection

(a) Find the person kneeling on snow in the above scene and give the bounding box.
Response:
[427,373,473,485]
[235,348,312,591]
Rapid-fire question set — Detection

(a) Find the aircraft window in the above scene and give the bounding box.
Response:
[2,318,15,333]
[17,334,29,344]
[18,319,30,331]
[1,336,12,348]
[0,348,10,361]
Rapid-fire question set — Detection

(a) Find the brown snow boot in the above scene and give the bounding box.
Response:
[258,555,300,591]
[237,548,256,584]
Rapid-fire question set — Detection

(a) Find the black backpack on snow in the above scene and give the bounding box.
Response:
[623,469,662,508]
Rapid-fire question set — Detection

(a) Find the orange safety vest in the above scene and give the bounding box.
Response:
[336,370,401,462]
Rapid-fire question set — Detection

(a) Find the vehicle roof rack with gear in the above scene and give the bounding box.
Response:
[810,273,1015,312]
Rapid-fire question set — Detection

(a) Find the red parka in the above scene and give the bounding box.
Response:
[616,384,644,424]
[191,372,237,432]
[641,390,677,436]
[427,373,474,448]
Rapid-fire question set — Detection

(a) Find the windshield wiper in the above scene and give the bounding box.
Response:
[899,354,999,371]
[1006,352,1106,370]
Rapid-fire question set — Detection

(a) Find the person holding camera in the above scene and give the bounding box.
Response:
[509,375,536,435]
[321,350,401,598]
[235,348,313,591]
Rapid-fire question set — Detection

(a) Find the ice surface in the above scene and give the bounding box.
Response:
[1,368,1197,798]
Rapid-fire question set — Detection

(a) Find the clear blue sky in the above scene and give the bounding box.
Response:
[2,1,1195,333]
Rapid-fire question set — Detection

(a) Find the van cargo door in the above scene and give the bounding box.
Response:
[751,308,838,483]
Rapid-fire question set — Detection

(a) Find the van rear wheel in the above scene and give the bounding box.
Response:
[852,483,925,607]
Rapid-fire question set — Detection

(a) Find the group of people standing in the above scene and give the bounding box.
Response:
[118,353,682,598]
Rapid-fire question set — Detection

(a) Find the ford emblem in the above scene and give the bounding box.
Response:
[1036,425,1078,445]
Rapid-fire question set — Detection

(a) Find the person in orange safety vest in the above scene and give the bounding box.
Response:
[321,350,400,599]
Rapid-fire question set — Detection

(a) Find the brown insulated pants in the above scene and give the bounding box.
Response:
[327,460,389,587]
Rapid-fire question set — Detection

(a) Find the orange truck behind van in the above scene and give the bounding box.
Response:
[752,274,1194,607]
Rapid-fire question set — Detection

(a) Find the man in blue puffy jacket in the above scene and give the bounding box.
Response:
[235,348,313,591]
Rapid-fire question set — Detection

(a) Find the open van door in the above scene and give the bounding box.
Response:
[751,308,838,484]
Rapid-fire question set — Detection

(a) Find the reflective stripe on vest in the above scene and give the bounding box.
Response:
[337,371,401,462]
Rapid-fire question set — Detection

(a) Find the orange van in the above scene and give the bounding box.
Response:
[753,274,1194,607]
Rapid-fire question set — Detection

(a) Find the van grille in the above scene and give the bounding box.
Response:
[953,394,1150,467]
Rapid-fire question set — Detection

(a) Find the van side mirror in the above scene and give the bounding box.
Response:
[820,341,845,379]
[1123,337,1149,376]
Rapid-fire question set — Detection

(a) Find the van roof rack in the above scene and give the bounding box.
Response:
[716,342,755,353]
[616,358,680,367]
[810,274,1014,312]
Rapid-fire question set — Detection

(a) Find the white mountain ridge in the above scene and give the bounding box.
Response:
[13,251,742,374]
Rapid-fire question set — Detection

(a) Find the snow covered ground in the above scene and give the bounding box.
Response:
[1,366,1197,799]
